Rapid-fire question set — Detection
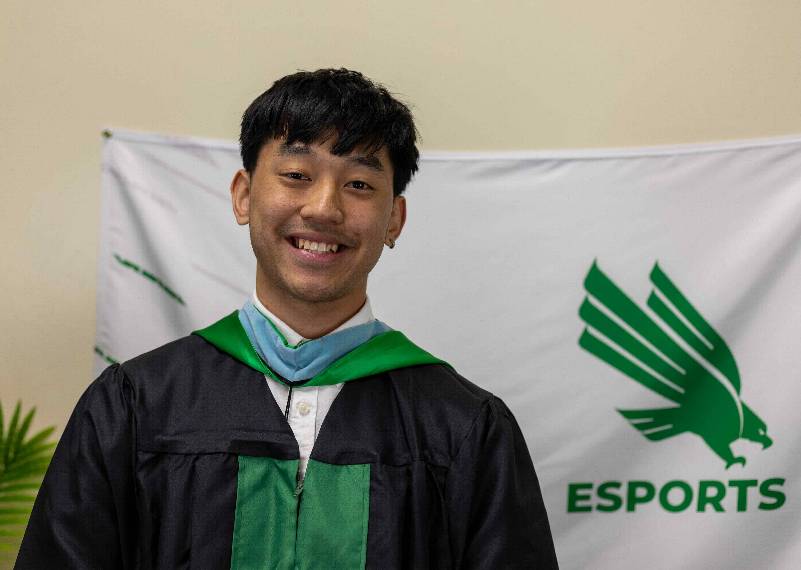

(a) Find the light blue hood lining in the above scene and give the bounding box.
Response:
[238,301,392,383]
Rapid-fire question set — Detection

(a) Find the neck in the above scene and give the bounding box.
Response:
[255,276,367,340]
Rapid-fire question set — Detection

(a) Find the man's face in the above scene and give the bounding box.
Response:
[231,137,405,308]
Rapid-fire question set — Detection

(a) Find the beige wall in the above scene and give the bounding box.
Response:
[2,0,801,485]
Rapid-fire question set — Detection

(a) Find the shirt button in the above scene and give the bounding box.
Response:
[297,402,312,416]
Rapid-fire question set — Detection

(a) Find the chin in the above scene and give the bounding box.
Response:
[288,283,353,304]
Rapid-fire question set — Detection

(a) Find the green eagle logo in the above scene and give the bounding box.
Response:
[578,262,772,468]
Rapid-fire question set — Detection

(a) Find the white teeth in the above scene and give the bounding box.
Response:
[294,238,340,253]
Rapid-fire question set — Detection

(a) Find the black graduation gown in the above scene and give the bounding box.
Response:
[17,327,558,569]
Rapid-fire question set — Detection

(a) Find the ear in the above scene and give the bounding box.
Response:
[230,169,251,225]
[387,195,406,240]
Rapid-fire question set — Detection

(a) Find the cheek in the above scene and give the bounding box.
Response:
[356,217,390,250]
[356,203,393,236]
[247,201,290,257]
[251,195,292,232]
[357,212,393,264]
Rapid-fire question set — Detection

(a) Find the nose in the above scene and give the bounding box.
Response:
[299,179,344,225]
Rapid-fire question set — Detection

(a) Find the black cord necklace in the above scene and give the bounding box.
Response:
[284,384,293,420]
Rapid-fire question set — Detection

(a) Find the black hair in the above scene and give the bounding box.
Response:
[239,68,419,196]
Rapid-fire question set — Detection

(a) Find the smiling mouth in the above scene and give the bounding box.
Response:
[289,237,345,254]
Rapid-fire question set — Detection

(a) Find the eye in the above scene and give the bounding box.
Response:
[347,180,373,191]
[282,171,310,181]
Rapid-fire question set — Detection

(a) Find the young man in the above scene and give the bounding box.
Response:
[18,69,558,568]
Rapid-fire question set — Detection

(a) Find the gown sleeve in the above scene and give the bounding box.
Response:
[445,396,559,569]
[15,364,138,569]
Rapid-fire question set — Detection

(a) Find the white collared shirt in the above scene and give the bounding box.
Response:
[251,293,374,478]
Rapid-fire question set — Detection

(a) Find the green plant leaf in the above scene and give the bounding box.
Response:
[16,427,55,457]
[0,400,57,551]
[12,409,36,462]
[0,494,36,503]
[0,402,5,455]
[0,529,23,538]
[2,403,21,467]
[0,515,29,525]
[0,483,42,494]
[4,452,52,472]
[12,442,55,465]
[0,541,21,552]
[0,507,32,516]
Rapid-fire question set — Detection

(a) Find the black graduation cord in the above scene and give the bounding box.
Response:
[277,376,306,495]
[284,385,293,420]
[268,366,294,420]
[270,368,307,421]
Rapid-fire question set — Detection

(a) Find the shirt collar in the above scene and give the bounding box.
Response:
[251,291,375,347]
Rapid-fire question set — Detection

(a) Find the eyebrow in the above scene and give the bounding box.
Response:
[277,143,312,156]
[276,142,384,172]
[349,154,384,172]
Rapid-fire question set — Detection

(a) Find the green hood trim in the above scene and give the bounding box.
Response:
[195,311,266,373]
[194,311,448,387]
